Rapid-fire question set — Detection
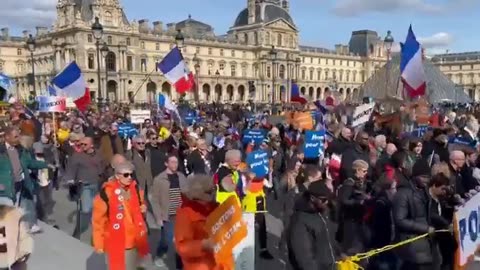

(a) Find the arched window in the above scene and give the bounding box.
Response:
[279,65,285,79]
[105,11,113,25]
[244,33,249,44]
[106,52,116,72]
[369,44,375,55]
[277,33,282,47]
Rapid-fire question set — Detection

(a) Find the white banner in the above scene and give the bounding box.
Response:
[455,193,480,266]
[352,102,375,127]
[233,213,255,270]
[130,110,151,124]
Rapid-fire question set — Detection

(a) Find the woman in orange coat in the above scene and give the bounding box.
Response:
[175,174,234,270]
[92,161,150,270]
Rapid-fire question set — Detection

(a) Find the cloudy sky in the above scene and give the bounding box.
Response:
[1,0,478,54]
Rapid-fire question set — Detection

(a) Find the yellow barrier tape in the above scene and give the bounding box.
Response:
[336,229,450,270]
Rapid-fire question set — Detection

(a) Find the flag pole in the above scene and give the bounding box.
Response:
[131,67,158,102]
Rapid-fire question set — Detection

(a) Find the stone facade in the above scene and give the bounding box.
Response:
[431,52,480,101]
[0,0,390,103]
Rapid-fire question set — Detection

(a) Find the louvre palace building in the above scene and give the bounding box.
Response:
[0,0,419,103]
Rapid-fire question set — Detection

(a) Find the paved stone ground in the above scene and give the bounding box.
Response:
[28,187,477,270]
[28,188,288,270]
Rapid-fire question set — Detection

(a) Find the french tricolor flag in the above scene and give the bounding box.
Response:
[157,47,194,94]
[290,80,307,104]
[51,61,90,112]
[400,25,426,99]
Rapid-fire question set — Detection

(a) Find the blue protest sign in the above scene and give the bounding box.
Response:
[410,126,430,138]
[183,111,202,126]
[242,129,266,144]
[246,150,269,178]
[303,130,325,158]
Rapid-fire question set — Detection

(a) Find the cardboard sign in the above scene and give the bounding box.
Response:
[246,150,269,178]
[454,192,480,267]
[352,102,375,127]
[37,96,66,112]
[293,112,314,130]
[205,196,248,263]
[130,110,151,124]
[303,130,325,158]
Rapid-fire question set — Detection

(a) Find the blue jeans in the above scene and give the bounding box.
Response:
[80,184,98,214]
[156,216,183,269]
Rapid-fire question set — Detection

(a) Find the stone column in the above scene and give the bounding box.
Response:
[65,49,70,64]
[55,48,61,71]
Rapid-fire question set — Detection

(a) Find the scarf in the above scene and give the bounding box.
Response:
[106,180,149,270]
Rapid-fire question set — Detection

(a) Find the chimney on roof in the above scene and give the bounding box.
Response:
[153,21,163,34]
[335,44,342,54]
[36,26,48,37]
[22,30,30,38]
[166,23,176,33]
[138,19,150,34]
[1,28,9,39]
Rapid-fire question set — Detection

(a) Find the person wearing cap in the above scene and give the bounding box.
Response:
[92,161,149,270]
[287,181,341,270]
[174,174,234,270]
[392,158,438,270]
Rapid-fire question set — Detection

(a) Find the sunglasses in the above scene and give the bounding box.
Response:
[136,142,146,145]
[122,173,133,178]
[80,143,88,147]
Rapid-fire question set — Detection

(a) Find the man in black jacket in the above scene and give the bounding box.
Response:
[393,158,438,270]
[340,131,370,181]
[288,181,341,270]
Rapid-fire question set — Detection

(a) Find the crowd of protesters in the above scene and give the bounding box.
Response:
[0,98,479,270]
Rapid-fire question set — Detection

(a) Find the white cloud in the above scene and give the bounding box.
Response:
[0,0,56,31]
[333,0,475,17]
[418,32,454,48]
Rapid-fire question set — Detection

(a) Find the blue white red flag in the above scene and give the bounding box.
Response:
[0,73,14,101]
[290,80,307,104]
[157,47,194,94]
[47,85,57,96]
[400,25,426,99]
[51,61,90,112]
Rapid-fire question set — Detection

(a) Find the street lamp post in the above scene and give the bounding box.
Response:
[193,53,200,104]
[91,17,104,104]
[100,42,110,105]
[215,70,220,102]
[384,30,394,100]
[26,34,36,96]
[269,45,277,113]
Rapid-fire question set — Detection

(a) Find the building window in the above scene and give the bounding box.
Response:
[106,52,116,71]
[333,59,336,65]
[196,47,200,54]
[326,59,330,65]
[17,63,24,74]
[244,33,248,44]
[208,63,212,75]
[126,38,131,46]
[17,48,22,56]
[107,36,113,45]
[0,61,3,72]
[317,70,321,80]
[277,33,282,47]
[302,57,305,63]
[301,69,306,80]
[231,50,235,57]
[309,70,313,81]
[141,58,147,72]
[279,65,285,79]
[126,56,133,71]
[242,65,247,77]
[88,53,95,69]
[267,66,271,78]
[242,51,246,58]
[231,65,236,77]
[155,43,160,51]
[219,63,225,71]
[346,72,350,82]
[87,34,93,43]
[140,42,145,49]
[220,49,224,56]
[332,71,337,80]
[325,70,329,79]
[208,48,212,55]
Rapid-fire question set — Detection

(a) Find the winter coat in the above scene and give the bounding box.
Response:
[150,170,187,222]
[325,136,352,156]
[0,207,33,268]
[369,193,394,249]
[392,179,436,264]
[175,198,233,270]
[127,149,153,191]
[99,134,124,164]
[339,144,370,181]
[0,144,48,202]
[287,194,339,270]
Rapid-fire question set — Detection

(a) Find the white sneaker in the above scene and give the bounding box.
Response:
[30,224,43,234]
[154,257,166,268]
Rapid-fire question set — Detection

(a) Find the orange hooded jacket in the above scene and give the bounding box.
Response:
[175,198,234,270]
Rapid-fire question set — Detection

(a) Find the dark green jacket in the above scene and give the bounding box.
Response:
[0,144,48,202]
